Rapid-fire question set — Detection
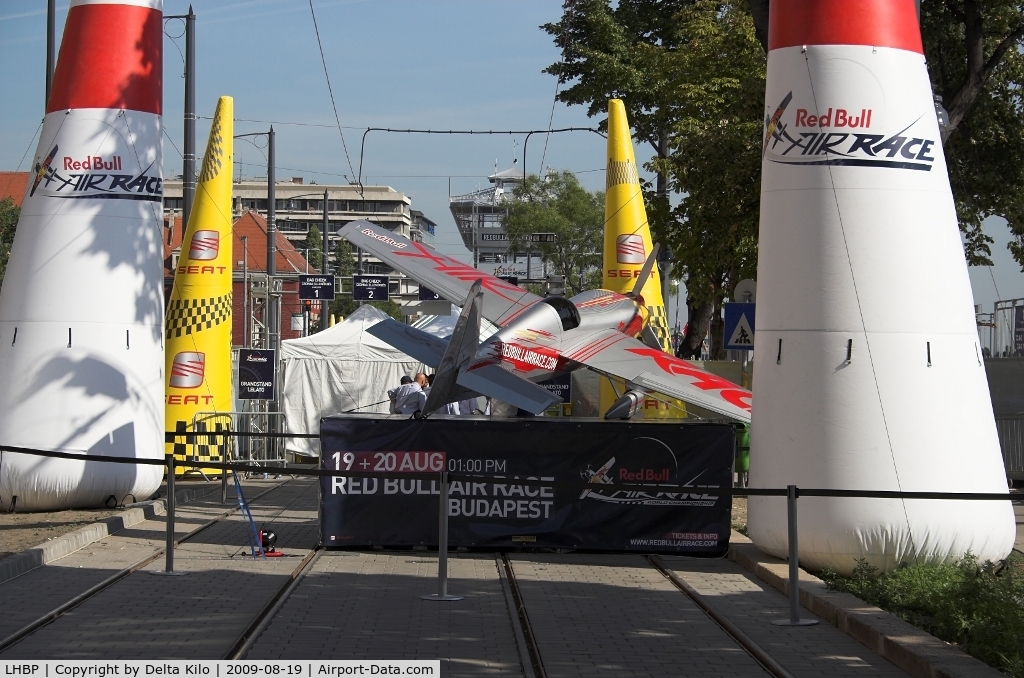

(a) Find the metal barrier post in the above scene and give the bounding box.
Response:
[773,484,815,626]
[151,454,188,576]
[221,468,229,504]
[422,471,462,602]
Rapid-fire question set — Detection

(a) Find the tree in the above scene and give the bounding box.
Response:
[543,0,694,204]
[327,297,402,321]
[746,0,1024,268]
[653,1,764,359]
[333,237,355,281]
[0,198,19,288]
[304,224,323,272]
[503,171,604,295]
[544,0,764,358]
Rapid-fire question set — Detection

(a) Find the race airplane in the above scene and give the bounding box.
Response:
[340,220,751,422]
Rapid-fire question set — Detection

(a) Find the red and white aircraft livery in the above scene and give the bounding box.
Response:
[340,221,751,422]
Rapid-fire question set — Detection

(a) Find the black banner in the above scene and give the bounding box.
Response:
[353,275,389,301]
[299,274,335,300]
[238,348,275,400]
[320,416,733,555]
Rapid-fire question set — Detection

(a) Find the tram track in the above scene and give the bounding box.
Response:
[0,479,292,655]
[499,552,802,678]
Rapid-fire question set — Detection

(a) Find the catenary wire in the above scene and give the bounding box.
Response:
[307,0,358,184]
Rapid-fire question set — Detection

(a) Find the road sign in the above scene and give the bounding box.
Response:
[353,275,389,301]
[530,232,556,243]
[238,349,275,400]
[299,274,335,300]
[418,284,443,301]
[723,303,755,350]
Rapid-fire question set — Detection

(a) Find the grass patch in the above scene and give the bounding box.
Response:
[820,552,1024,677]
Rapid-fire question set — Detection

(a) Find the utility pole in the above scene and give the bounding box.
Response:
[267,126,277,356]
[45,0,55,107]
[322,188,329,331]
[182,7,196,228]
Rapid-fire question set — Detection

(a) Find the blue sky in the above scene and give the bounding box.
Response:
[1,0,1022,318]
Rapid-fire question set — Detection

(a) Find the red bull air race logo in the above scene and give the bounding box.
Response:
[29,145,162,201]
[763,91,937,171]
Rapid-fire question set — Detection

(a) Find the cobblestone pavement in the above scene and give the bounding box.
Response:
[0,478,318,659]
[507,553,771,678]
[247,551,523,677]
[661,555,912,678]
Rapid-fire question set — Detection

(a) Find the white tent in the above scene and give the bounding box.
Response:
[281,305,428,457]
[411,309,499,341]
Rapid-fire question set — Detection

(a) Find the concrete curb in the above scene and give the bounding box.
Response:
[728,532,1003,678]
[0,484,222,586]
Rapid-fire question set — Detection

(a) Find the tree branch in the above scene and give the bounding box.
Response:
[747,0,769,53]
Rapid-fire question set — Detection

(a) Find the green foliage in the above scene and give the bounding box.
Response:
[543,0,694,153]
[821,553,1024,676]
[333,237,355,292]
[652,0,763,306]
[504,171,604,295]
[921,1,1024,267]
[545,0,763,357]
[327,297,402,321]
[304,225,323,272]
[0,197,19,288]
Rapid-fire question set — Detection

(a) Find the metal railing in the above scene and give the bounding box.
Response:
[0,442,1019,612]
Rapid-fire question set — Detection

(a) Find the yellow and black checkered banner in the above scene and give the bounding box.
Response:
[165,96,234,467]
[165,294,232,339]
[647,304,672,353]
[165,416,231,477]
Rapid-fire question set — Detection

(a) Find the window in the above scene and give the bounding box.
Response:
[542,296,580,331]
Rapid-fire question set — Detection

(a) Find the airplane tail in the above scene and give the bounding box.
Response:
[421,280,484,415]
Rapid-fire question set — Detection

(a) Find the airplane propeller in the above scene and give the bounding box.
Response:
[628,242,661,302]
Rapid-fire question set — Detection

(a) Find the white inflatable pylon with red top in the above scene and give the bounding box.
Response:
[749,0,1015,573]
[0,0,165,511]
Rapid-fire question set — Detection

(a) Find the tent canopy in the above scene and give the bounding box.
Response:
[281,305,427,457]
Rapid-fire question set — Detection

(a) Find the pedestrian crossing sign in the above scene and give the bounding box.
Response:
[724,303,755,350]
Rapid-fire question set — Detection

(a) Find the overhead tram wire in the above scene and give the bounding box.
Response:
[357,127,604,187]
[307,0,358,185]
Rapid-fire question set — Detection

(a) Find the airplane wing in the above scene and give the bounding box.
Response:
[561,329,752,422]
[340,220,541,326]
[366,316,560,415]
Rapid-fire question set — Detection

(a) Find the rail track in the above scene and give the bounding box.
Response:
[0,480,296,656]
[496,552,800,678]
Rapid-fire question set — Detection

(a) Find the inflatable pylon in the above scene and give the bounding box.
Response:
[165,97,234,474]
[0,0,164,511]
[600,100,684,419]
[602,99,670,349]
[749,0,1015,573]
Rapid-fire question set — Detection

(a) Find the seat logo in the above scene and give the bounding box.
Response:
[170,352,205,389]
[189,231,219,260]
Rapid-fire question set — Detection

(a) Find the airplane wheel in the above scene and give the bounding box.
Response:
[413,410,424,420]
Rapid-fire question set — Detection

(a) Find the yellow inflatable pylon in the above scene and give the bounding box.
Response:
[165,97,234,474]
[600,99,684,419]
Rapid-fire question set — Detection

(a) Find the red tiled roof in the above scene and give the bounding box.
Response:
[163,210,311,278]
[0,172,29,208]
[231,210,311,273]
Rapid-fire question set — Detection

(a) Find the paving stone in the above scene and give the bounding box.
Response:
[507,553,770,678]
[246,551,523,677]
[661,555,912,678]
[0,479,318,659]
